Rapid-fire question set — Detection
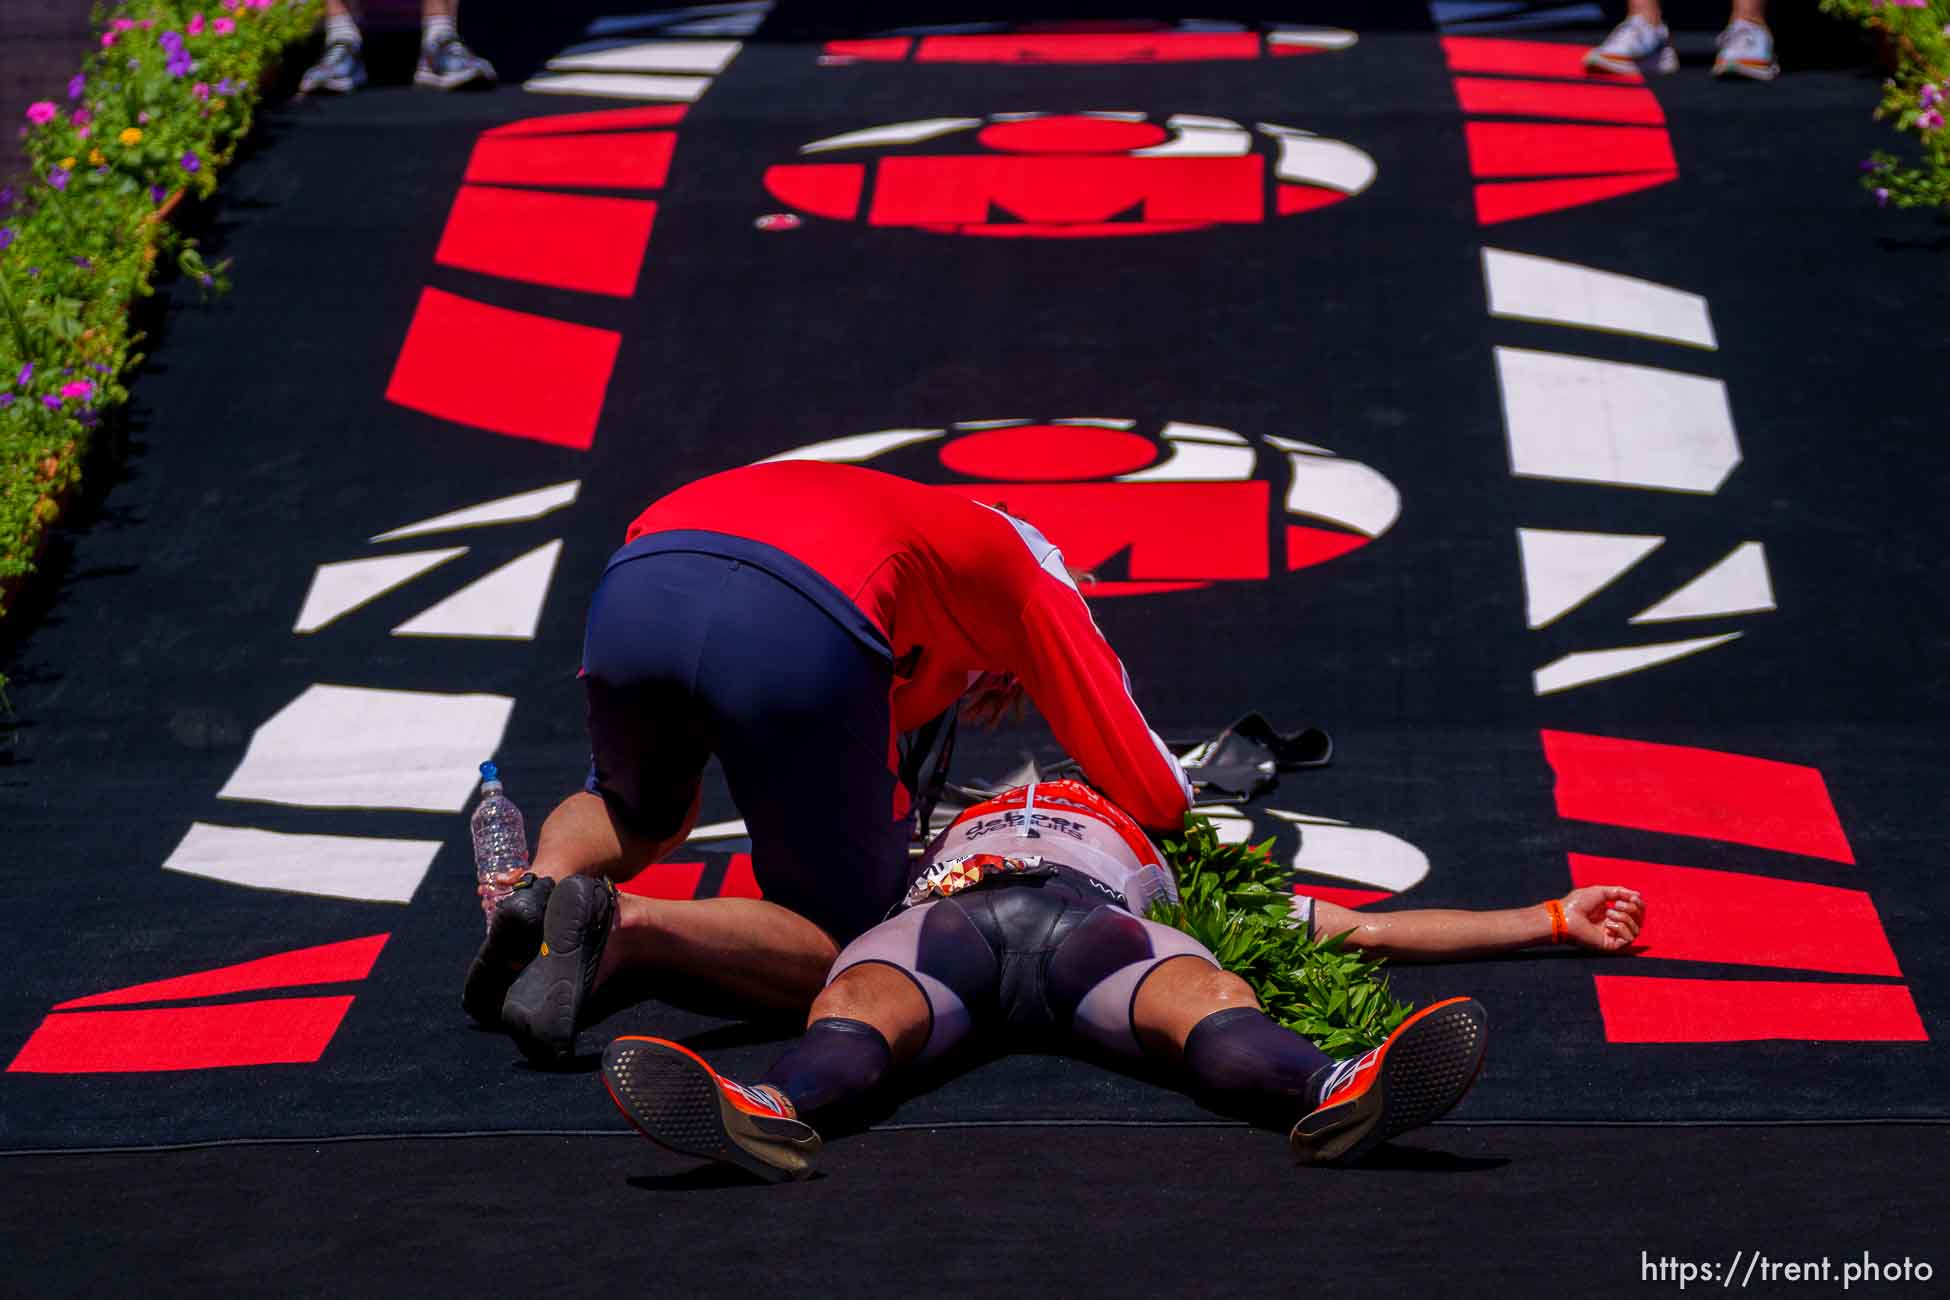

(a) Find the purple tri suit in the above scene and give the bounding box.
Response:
[830,780,1319,1060]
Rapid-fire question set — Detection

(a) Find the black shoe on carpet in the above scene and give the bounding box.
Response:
[501,875,617,1065]
[460,872,553,1028]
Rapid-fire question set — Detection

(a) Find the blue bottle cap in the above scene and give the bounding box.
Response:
[479,761,498,782]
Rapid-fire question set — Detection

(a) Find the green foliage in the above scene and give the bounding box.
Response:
[0,0,321,616]
[1819,0,1950,210]
[1151,814,1415,1058]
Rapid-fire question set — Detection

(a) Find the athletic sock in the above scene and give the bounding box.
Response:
[1181,1006,1337,1123]
[324,14,362,47]
[758,1017,893,1116]
[421,14,456,50]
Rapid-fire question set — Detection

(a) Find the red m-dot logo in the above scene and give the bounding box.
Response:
[763,112,1377,238]
[762,418,1400,596]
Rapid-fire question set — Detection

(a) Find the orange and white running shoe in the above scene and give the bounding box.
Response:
[1583,15,1678,76]
[1713,20,1780,81]
[1290,997,1488,1167]
[602,1036,822,1183]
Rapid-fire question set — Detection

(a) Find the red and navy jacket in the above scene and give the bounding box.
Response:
[623,460,1192,832]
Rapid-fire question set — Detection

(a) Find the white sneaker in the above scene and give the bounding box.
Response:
[1584,15,1678,76]
[1714,20,1779,80]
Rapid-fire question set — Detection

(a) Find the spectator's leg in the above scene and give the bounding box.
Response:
[1714,0,1778,79]
[1585,0,1677,75]
[415,0,497,89]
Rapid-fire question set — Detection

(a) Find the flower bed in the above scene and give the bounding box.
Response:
[0,0,321,623]
[1821,0,1950,209]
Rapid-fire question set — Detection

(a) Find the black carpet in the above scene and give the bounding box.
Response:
[2,0,1946,1149]
[7,1126,1949,1299]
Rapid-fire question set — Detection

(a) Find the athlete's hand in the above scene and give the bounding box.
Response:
[960,671,1028,729]
[1561,885,1644,953]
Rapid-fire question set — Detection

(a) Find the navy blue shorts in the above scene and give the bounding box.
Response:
[581,536,910,944]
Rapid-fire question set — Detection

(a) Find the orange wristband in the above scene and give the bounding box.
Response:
[1543,899,1568,945]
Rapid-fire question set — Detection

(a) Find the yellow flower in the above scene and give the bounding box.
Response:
[119,127,142,146]
[89,149,105,166]
[59,156,76,170]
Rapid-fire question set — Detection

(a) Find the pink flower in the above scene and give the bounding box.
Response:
[193,82,211,100]
[113,17,135,29]
[1922,83,1943,108]
[101,31,116,47]
[189,14,206,34]
[214,17,235,33]
[76,127,90,139]
[72,108,91,127]
[26,101,57,125]
[61,380,93,401]
[1920,107,1945,130]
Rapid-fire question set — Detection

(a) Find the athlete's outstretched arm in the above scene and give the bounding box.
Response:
[1310,886,1644,960]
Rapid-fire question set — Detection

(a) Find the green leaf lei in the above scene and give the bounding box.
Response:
[1152,813,1414,1058]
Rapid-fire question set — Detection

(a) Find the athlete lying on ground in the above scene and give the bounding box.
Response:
[596,779,1645,1180]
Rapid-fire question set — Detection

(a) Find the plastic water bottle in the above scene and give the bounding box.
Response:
[470,761,529,924]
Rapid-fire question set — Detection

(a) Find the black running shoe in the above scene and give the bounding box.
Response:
[461,872,553,1028]
[1290,996,1488,1166]
[501,875,616,1064]
[603,1036,822,1183]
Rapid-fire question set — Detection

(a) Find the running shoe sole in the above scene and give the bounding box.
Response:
[603,1036,821,1184]
[414,63,495,90]
[1290,997,1488,1167]
[1583,46,1678,76]
[1713,58,1778,80]
[501,876,613,1064]
[461,874,552,1028]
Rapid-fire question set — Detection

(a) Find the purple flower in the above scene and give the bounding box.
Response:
[217,77,237,94]
[26,101,57,125]
[0,227,13,251]
[180,150,201,173]
[167,49,194,77]
[67,74,86,101]
[149,184,167,204]
[71,255,91,269]
[1922,83,1942,109]
[1875,186,1891,206]
[14,363,29,386]
[0,394,12,408]
[0,186,12,209]
[48,167,70,191]
[42,394,61,410]
[160,30,183,50]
